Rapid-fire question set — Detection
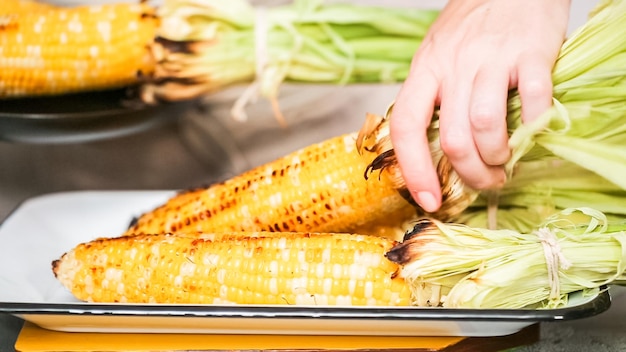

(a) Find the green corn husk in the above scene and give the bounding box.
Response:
[355,0,626,231]
[140,0,438,121]
[459,160,626,231]
[457,0,626,231]
[383,0,626,310]
[388,208,626,309]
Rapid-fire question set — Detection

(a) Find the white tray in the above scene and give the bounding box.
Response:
[0,191,611,336]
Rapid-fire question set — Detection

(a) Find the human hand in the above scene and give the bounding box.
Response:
[389,0,571,213]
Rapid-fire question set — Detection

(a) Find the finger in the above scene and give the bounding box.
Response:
[438,78,506,191]
[468,67,511,166]
[517,55,555,124]
[390,69,442,213]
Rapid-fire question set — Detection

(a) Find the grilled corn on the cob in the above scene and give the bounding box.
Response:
[0,1,158,98]
[124,133,419,240]
[52,231,411,306]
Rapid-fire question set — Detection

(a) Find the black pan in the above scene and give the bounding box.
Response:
[0,87,186,144]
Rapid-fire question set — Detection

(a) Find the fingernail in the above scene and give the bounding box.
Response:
[416,191,438,213]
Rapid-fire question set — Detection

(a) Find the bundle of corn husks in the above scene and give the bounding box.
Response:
[388,208,626,309]
[361,0,626,308]
[458,0,626,231]
[139,0,438,122]
[52,0,626,309]
[362,0,626,232]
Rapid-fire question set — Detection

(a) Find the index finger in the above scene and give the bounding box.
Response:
[390,70,441,213]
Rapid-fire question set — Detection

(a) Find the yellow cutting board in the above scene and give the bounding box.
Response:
[15,322,465,351]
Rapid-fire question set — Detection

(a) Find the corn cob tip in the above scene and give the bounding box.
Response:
[385,219,437,266]
[51,259,60,278]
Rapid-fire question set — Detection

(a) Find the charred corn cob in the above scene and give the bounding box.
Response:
[52,231,411,306]
[0,1,158,98]
[124,133,420,240]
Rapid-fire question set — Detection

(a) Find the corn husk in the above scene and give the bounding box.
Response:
[388,208,626,309]
[448,0,626,230]
[512,3,625,192]
[141,0,438,122]
[385,1,626,309]
[356,0,626,228]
